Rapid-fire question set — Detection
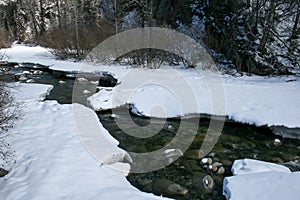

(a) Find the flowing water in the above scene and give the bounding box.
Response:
[1,63,299,200]
[98,109,300,200]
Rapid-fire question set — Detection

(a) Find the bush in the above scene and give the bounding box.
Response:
[0,82,18,169]
[38,20,115,60]
[115,49,195,69]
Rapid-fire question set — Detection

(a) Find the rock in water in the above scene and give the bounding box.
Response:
[98,72,118,87]
[193,174,214,194]
[211,162,223,172]
[19,76,28,81]
[201,157,213,165]
[217,167,226,175]
[0,168,9,177]
[153,179,188,197]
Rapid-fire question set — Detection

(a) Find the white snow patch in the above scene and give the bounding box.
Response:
[10,82,53,102]
[88,68,300,129]
[223,159,300,200]
[231,159,291,175]
[0,83,168,200]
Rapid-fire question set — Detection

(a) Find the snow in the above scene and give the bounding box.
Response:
[0,0,8,6]
[223,159,300,200]
[73,103,132,165]
[0,83,167,200]
[231,159,291,175]
[0,44,82,73]
[2,45,300,130]
[11,82,53,102]
[88,69,300,128]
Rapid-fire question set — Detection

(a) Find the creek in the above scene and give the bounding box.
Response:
[1,63,299,200]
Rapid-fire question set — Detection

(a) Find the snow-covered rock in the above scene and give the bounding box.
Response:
[223,159,300,200]
[231,159,291,175]
[87,88,114,110]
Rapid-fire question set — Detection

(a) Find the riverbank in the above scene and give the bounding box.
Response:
[1,45,299,133]
[0,83,167,200]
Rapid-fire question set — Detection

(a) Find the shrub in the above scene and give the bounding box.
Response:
[0,82,18,169]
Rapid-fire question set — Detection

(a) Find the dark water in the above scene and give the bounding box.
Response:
[98,108,300,200]
[0,63,75,104]
[1,63,299,200]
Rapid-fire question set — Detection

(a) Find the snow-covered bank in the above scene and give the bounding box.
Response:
[2,45,300,131]
[223,159,300,200]
[0,83,167,200]
[0,45,82,72]
[11,82,53,101]
[87,70,300,128]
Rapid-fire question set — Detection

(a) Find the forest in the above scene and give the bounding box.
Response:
[0,0,299,75]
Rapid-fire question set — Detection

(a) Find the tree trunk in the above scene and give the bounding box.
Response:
[258,0,276,54]
[39,0,46,35]
[254,0,260,33]
[56,0,62,30]
[29,5,39,38]
[290,8,299,40]
[73,0,80,58]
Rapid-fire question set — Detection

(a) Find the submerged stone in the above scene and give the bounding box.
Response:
[153,179,188,197]
[193,173,214,194]
[98,72,118,87]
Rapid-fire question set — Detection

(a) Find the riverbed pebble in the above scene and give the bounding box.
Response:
[274,138,282,146]
[201,157,213,165]
[193,174,214,194]
[110,114,119,119]
[23,71,31,75]
[217,167,225,175]
[26,79,35,83]
[83,90,92,94]
[211,162,223,172]
[19,76,28,81]
[77,78,88,82]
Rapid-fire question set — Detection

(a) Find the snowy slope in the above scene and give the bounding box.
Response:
[223,159,300,200]
[0,83,167,200]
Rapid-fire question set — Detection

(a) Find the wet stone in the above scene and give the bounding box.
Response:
[94,104,300,200]
[0,168,9,177]
[139,179,153,186]
[192,173,214,194]
[153,179,188,197]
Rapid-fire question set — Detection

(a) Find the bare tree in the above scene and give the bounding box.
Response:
[290,7,299,41]
[258,0,276,54]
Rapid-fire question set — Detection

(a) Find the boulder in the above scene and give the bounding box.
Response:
[153,179,188,197]
[98,72,118,87]
[193,173,214,194]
